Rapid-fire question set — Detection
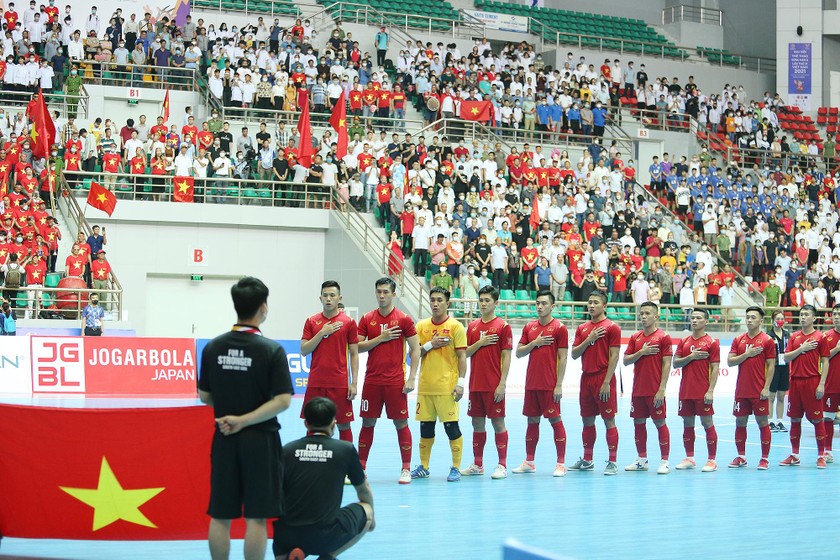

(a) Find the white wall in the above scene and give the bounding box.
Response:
[81,85,203,127]
[776,0,822,109]
[87,201,330,339]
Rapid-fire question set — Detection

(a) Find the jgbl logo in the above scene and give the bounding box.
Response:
[286,353,310,374]
[32,338,86,392]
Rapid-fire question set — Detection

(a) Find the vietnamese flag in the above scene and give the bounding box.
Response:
[87,181,117,216]
[529,194,541,231]
[296,90,316,168]
[173,175,195,203]
[162,89,171,123]
[26,90,56,159]
[460,100,493,122]
[0,404,215,540]
[329,90,348,160]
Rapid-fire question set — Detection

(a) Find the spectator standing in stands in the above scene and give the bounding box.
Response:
[90,249,112,311]
[374,26,388,67]
[1,253,24,308]
[81,292,104,336]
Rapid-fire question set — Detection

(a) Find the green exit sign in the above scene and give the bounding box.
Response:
[190,274,204,281]
[128,99,139,105]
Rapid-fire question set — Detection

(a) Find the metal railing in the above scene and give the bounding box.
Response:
[8,285,122,321]
[323,1,484,38]
[191,0,302,18]
[75,63,198,91]
[0,87,90,120]
[662,5,724,26]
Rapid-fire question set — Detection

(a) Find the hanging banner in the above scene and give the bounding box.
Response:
[464,10,529,33]
[788,42,812,111]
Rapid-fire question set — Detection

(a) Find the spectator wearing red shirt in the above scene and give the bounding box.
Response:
[610,264,629,302]
[101,146,122,192]
[91,250,113,311]
[24,251,47,318]
[64,243,86,279]
[44,216,60,272]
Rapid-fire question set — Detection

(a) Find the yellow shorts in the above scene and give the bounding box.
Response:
[416,394,460,422]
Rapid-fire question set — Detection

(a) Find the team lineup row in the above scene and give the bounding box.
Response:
[299,280,840,482]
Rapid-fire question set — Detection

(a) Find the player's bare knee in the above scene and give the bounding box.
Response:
[393,419,407,429]
[653,419,666,428]
[633,418,646,425]
[683,416,695,427]
[362,418,377,428]
[471,416,485,430]
[582,416,596,426]
[443,421,461,440]
[700,416,713,428]
[491,418,506,431]
[604,417,616,429]
[337,422,351,430]
[547,416,561,425]
[527,416,541,424]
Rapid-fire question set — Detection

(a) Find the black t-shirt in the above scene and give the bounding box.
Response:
[218,131,234,153]
[308,163,324,183]
[273,157,289,180]
[198,330,293,432]
[256,131,271,145]
[279,435,365,526]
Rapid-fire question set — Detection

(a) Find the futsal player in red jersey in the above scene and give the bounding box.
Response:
[779,305,827,468]
[357,278,420,484]
[672,309,720,472]
[569,292,622,475]
[511,290,569,477]
[623,302,673,474]
[819,304,840,463]
[300,280,360,444]
[461,285,514,480]
[727,306,776,470]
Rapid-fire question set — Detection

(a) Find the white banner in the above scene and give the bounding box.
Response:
[464,9,529,33]
[0,336,34,394]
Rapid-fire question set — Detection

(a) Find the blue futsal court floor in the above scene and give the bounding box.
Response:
[1,395,838,560]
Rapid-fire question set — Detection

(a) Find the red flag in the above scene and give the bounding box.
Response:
[162,90,170,123]
[87,181,117,216]
[460,100,493,122]
[529,194,540,231]
[329,90,348,160]
[296,90,315,168]
[26,91,56,159]
[173,175,194,203]
[0,404,215,540]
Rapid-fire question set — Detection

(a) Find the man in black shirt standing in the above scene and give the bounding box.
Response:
[198,276,294,560]
[273,397,375,560]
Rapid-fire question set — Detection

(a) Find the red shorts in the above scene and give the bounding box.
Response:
[302,386,354,422]
[678,398,715,417]
[630,395,666,419]
[787,377,823,421]
[522,389,560,418]
[360,384,408,420]
[579,373,617,419]
[823,393,840,413]
[468,391,505,419]
[733,397,769,417]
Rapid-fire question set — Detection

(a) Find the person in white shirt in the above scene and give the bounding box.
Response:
[173,145,193,177]
[211,151,233,203]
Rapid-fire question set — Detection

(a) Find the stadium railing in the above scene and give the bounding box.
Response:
[0,87,90,120]
[661,5,723,25]
[214,104,427,133]
[75,64,198,92]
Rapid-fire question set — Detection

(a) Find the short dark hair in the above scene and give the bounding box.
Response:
[303,396,336,428]
[321,280,341,294]
[692,308,709,320]
[745,305,765,317]
[801,304,817,315]
[375,277,396,292]
[231,276,268,319]
[429,286,450,301]
[640,301,658,313]
[478,285,499,301]
[588,292,608,305]
[536,289,555,304]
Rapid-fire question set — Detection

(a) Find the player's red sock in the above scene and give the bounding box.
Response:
[606,426,619,462]
[657,423,670,460]
[495,431,508,467]
[634,423,647,458]
[358,426,374,469]
[473,431,487,468]
[759,424,771,459]
[397,425,412,470]
[735,426,747,456]
[525,423,539,462]
[582,425,596,461]
[683,427,695,457]
[824,420,834,452]
[705,426,717,460]
[552,421,566,464]
[339,426,353,444]
[790,421,802,454]
[815,420,826,456]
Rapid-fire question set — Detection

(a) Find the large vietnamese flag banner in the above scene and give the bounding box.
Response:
[0,404,215,540]
[460,100,493,121]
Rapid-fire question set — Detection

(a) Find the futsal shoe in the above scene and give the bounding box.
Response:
[344,476,351,485]
[288,548,305,560]
[657,460,670,475]
[777,421,787,432]
[675,458,696,470]
[604,461,618,476]
[399,469,411,484]
[553,463,567,477]
[817,456,827,469]
[447,466,462,482]
[779,455,801,466]
[490,464,508,479]
[511,460,536,474]
[825,451,834,463]
[410,464,430,479]
[701,460,717,472]
[460,464,484,476]
[568,457,595,471]
[769,422,779,432]
[728,456,748,468]
[624,458,649,471]
[757,458,770,470]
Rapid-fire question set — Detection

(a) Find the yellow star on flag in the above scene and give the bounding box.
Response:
[30,125,38,142]
[97,193,107,203]
[338,118,345,127]
[60,457,164,531]
[471,107,479,115]
[177,180,190,193]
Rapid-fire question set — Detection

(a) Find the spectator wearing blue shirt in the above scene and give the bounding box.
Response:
[649,156,664,192]
[592,102,608,136]
[548,100,563,133]
[81,293,105,336]
[567,103,581,136]
[536,100,551,131]
[86,225,106,256]
[692,199,705,232]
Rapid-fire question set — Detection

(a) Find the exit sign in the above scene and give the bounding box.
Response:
[190,274,204,281]
[128,99,139,105]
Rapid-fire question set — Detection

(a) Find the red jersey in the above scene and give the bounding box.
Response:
[102,153,122,173]
[392,92,406,109]
[626,328,673,397]
[44,5,58,22]
[573,318,621,375]
[820,329,840,393]
[181,125,198,144]
[376,183,392,204]
[706,273,721,296]
[65,254,86,276]
[26,257,46,285]
[197,130,214,150]
[611,269,628,292]
[91,259,112,282]
[76,242,92,262]
[357,153,373,172]
[357,307,417,387]
[518,318,568,391]
[3,10,18,28]
[130,156,146,174]
[786,330,823,379]
[521,246,539,271]
[377,90,391,108]
[400,209,414,235]
[349,91,363,110]
[302,312,359,389]
[467,316,513,392]
[675,334,720,400]
[731,331,776,399]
